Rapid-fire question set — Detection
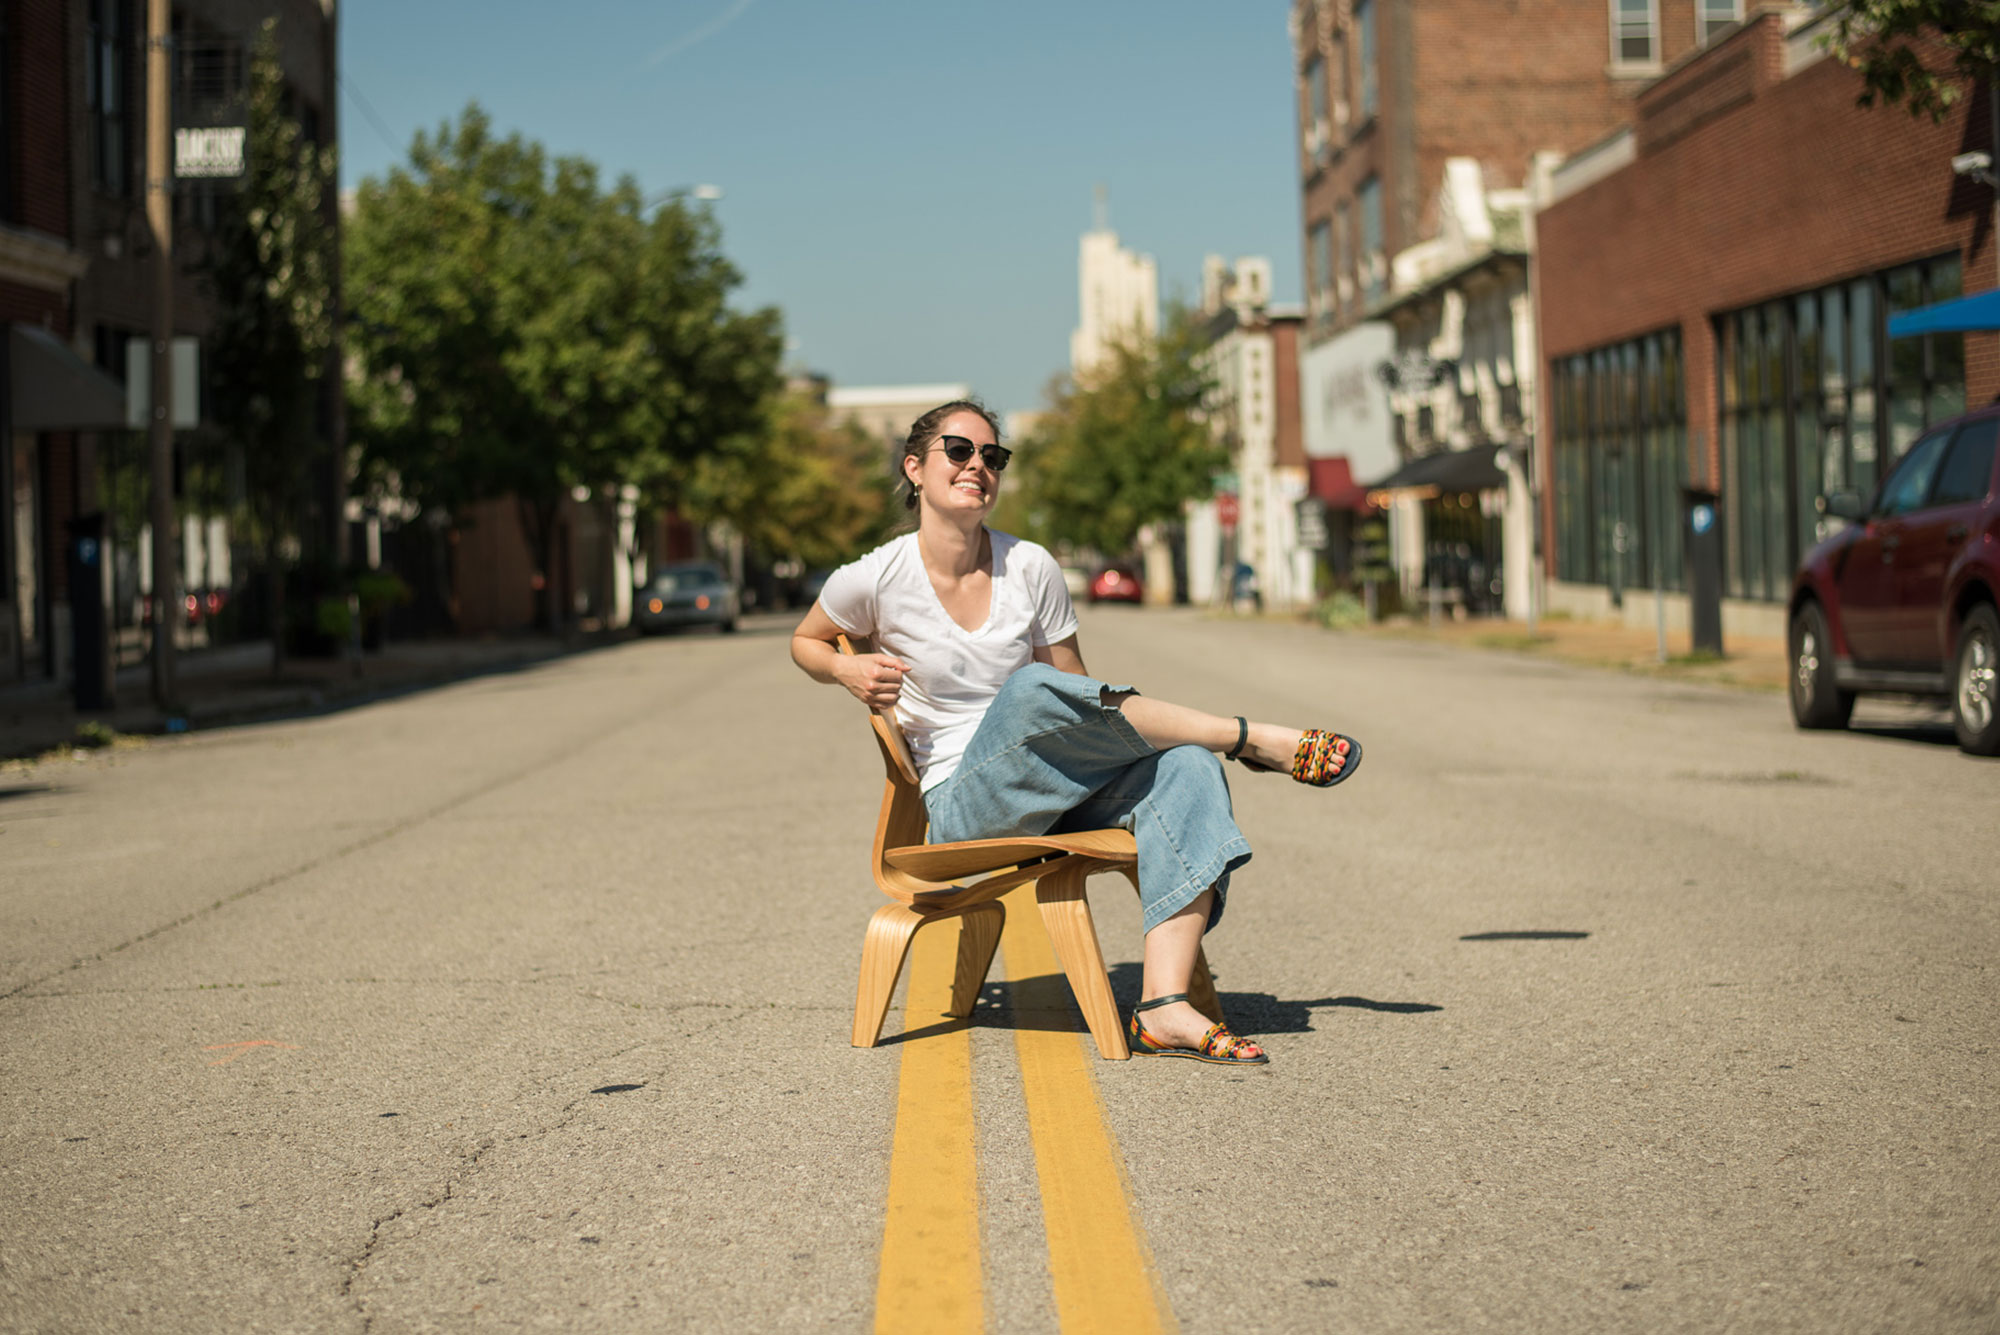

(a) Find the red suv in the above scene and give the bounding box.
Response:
[1788,404,1999,754]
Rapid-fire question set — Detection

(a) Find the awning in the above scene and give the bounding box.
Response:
[1366,442,1508,497]
[1307,456,1373,511]
[10,323,128,430]
[1887,288,2000,338]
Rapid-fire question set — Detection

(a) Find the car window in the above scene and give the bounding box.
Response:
[653,568,722,592]
[1874,428,1953,517]
[1932,419,1999,507]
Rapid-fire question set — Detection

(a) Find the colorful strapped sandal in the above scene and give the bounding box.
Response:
[1224,718,1362,788]
[1128,993,1269,1066]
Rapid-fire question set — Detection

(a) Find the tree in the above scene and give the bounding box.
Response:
[687,387,899,570]
[345,106,782,631]
[1820,1,2000,120]
[199,19,337,669]
[1004,308,1225,556]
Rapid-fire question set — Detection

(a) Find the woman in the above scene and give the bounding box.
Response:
[790,400,1358,1066]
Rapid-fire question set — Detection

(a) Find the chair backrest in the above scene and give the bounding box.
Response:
[836,635,939,898]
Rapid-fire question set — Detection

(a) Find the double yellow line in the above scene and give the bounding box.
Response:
[874,887,1175,1334]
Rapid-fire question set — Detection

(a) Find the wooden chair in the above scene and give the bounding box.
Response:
[840,637,1221,1059]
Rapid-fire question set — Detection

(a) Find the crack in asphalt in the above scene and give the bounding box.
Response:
[338,1042,671,1330]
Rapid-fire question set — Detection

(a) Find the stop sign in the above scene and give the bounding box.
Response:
[1217,493,1239,528]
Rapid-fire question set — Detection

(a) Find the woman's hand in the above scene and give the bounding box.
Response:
[836,653,909,710]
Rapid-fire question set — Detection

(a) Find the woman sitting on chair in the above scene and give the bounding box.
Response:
[788,399,1360,1066]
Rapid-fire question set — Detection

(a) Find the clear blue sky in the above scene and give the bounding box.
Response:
[339,1,1302,416]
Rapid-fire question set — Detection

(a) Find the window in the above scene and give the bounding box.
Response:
[88,0,131,196]
[1550,329,1687,595]
[1699,0,1741,43]
[1355,0,1378,120]
[1715,255,1965,600]
[1874,428,1952,518]
[1303,58,1328,157]
[1335,201,1353,305]
[1612,0,1658,64]
[1358,176,1384,302]
[1307,220,1333,325]
[1933,420,1998,507]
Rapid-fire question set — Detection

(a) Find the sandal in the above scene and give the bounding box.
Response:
[1128,993,1269,1065]
[1225,718,1362,787]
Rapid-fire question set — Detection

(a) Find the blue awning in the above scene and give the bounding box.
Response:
[1887,288,2000,338]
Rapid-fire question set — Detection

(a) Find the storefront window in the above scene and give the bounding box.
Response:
[1549,327,1686,594]
[1715,254,1964,601]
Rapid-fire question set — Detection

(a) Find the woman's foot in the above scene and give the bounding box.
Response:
[1234,723,1356,783]
[1131,995,1267,1063]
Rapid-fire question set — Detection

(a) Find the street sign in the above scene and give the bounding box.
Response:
[1216,493,1239,529]
[1294,497,1329,551]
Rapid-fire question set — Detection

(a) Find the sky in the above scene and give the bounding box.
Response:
[339,1,1303,417]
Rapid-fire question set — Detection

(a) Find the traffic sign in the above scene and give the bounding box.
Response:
[1217,493,1239,529]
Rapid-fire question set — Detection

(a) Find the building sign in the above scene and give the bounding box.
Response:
[1301,320,1397,478]
[1295,497,1329,550]
[174,126,247,179]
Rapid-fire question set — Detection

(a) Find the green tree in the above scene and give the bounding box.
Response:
[345,106,782,631]
[199,19,337,669]
[1820,1,2000,120]
[688,387,898,570]
[1006,308,1225,556]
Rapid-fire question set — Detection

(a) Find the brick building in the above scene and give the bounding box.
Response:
[1,0,339,689]
[1535,7,1991,635]
[1291,0,1746,611]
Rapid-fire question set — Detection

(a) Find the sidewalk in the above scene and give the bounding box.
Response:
[1331,609,1789,692]
[0,634,596,763]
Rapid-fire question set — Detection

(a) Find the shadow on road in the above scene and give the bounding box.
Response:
[871,966,1445,1047]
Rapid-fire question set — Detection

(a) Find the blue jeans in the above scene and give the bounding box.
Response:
[923,664,1251,934]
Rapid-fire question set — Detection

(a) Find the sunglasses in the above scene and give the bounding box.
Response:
[930,435,1012,472]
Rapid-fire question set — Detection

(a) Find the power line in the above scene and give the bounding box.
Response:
[338,70,400,159]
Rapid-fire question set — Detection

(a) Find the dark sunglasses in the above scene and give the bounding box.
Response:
[931,435,1011,472]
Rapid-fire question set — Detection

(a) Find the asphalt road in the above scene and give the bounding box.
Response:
[1,607,1994,1333]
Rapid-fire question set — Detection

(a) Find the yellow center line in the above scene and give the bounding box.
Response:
[874,917,983,1335]
[999,885,1177,1335]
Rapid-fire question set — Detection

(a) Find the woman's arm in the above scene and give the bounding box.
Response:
[1033,634,1087,676]
[791,601,908,709]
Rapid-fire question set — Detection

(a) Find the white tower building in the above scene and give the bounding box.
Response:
[1069,190,1158,380]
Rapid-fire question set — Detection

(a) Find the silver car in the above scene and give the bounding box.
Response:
[635,563,738,634]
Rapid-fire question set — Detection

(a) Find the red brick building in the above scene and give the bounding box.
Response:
[1536,8,1992,630]
[1,0,339,689]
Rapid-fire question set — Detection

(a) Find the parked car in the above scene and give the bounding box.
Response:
[1089,564,1144,605]
[1788,403,1999,754]
[635,562,738,635]
[1060,565,1090,599]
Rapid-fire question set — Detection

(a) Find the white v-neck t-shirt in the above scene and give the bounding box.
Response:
[818,530,1080,792]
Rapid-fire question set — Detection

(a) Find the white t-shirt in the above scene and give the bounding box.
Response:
[818,530,1080,792]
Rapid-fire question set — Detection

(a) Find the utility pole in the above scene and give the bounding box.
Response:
[145,0,177,708]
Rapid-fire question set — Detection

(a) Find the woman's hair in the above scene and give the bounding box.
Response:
[898,398,1003,511]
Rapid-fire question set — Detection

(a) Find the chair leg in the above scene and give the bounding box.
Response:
[852,904,924,1048]
[947,902,1005,1019]
[1035,866,1130,1060]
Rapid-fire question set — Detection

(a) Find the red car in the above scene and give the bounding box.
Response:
[1088,564,1144,605]
[1788,404,1999,754]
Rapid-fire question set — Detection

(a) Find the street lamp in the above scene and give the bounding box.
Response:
[646,184,723,210]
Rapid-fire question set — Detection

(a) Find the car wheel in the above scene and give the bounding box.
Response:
[1951,602,2000,756]
[721,618,738,634]
[1789,600,1854,730]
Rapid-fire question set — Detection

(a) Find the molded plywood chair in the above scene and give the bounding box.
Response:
[841,637,1221,1059]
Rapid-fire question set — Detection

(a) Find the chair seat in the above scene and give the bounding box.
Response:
[883,829,1137,883]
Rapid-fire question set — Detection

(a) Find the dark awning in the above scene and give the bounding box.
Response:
[1886,288,2000,338]
[10,323,128,430]
[1366,443,1507,496]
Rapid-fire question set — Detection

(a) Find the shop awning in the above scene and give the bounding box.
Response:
[10,323,127,430]
[1887,288,2000,338]
[1307,457,1373,511]
[1365,443,1508,497]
